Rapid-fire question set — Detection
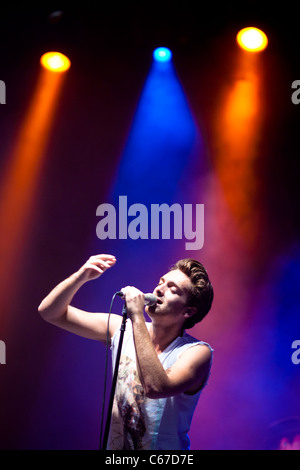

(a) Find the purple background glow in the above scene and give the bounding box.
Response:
[0,3,299,450]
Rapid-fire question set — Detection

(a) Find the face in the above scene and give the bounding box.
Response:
[146,269,194,323]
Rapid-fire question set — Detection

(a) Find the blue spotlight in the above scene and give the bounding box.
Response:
[153,47,172,62]
[110,51,201,204]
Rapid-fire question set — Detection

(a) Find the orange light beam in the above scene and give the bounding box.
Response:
[0,62,69,326]
[213,50,266,248]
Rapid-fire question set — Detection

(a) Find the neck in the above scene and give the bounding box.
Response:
[148,321,184,354]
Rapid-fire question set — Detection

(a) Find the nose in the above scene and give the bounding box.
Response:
[154,283,165,297]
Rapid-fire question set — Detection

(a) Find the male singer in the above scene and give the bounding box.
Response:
[38,254,214,450]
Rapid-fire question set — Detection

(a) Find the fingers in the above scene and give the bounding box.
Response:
[78,254,116,280]
[120,287,145,320]
[88,254,116,270]
[89,254,116,265]
[120,286,144,302]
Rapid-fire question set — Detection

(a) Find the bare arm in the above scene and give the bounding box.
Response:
[38,254,122,342]
[132,317,211,398]
[121,287,212,398]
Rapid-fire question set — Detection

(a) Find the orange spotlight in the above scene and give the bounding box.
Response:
[40,51,71,72]
[212,48,266,248]
[0,60,69,329]
[236,27,268,52]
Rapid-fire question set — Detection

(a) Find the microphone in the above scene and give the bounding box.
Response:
[116,291,157,307]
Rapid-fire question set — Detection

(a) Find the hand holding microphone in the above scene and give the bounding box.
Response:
[116,288,157,307]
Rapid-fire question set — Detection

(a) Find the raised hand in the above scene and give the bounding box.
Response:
[76,254,116,283]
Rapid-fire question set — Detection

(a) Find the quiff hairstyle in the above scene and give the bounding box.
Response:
[170,258,214,329]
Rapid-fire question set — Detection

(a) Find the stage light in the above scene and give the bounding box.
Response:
[0,56,69,324]
[236,27,268,52]
[40,52,71,72]
[111,45,197,206]
[153,47,172,62]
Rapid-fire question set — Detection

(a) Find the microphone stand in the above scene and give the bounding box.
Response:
[101,303,127,450]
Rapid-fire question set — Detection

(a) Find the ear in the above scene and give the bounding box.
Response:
[183,306,197,319]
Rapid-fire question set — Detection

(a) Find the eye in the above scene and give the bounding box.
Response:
[169,285,178,294]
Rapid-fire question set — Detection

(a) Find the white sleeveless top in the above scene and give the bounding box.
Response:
[107,320,213,450]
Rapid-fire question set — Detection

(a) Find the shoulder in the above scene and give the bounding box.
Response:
[181,342,212,364]
[178,332,213,358]
[176,337,213,379]
[174,341,213,394]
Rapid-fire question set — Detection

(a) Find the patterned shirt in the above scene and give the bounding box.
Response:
[107,320,213,450]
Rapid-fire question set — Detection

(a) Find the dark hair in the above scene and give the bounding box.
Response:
[170,258,214,329]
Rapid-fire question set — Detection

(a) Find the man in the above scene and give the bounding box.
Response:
[38,254,214,450]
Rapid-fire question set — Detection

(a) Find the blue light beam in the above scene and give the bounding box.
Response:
[110,55,203,205]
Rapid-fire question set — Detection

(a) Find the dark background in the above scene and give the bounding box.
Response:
[0,1,299,450]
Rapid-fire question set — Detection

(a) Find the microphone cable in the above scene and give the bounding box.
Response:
[99,291,121,450]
